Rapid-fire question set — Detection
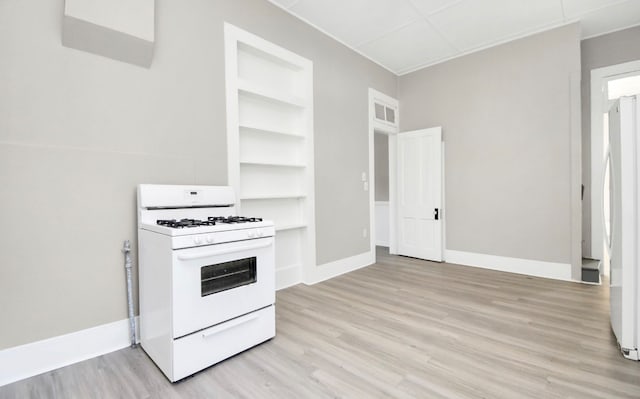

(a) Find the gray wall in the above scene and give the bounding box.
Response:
[580,25,640,257]
[398,24,581,266]
[374,132,389,201]
[0,0,396,350]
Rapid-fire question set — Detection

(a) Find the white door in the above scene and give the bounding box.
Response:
[397,127,442,261]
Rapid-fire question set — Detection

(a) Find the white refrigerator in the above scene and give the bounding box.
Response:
[608,94,640,360]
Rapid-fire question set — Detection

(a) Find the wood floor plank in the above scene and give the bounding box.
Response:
[2,247,640,398]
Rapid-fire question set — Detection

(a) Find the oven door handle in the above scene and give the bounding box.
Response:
[177,240,272,261]
[202,313,260,338]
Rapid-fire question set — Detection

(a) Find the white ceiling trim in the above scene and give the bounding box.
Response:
[266,0,397,75]
[267,0,640,76]
[562,0,628,19]
[396,19,578,75]
[581,21,640,40]
[354,18,422,49]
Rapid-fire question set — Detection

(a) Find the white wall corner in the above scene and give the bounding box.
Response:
[570,71,582,281]
[0,317,139,387]
[444,250,574,282]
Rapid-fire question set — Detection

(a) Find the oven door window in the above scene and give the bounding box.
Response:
[201,257,257,296]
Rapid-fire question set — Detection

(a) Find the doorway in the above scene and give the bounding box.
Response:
[374,131,391,248]
[369,89,445,263]
[369,89,398,262]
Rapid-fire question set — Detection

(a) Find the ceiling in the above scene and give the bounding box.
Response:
[268,0,640,75]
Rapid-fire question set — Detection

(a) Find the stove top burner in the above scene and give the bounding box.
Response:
[156,216,263,229]
[208,216,263,224]
[156,218,216,229]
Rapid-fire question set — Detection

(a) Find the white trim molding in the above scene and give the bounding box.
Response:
[0,317,139,387]
[304,251,374,285]
[444,250,574,282]
[276,264,302,291]
[375,201,390,247]
[369,88,399,256]
[224,22,316,290]
[266,1,396,75]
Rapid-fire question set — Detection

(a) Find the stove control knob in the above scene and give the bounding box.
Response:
[257,229,264,237]
[194,236,202,245]
[248,231,256,238]
[206,235,214,244]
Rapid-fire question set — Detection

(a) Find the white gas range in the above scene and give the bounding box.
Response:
[137,184,275,382]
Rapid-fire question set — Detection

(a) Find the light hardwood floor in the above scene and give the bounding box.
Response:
[3,247,640,398]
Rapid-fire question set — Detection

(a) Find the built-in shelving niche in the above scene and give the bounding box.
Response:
[225,23,315,290]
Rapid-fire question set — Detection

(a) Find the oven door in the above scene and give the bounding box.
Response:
[171,236,275,338]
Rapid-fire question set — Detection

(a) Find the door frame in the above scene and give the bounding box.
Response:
[368,89,446,260]
[369,89,399,257]
[590,60,640,263]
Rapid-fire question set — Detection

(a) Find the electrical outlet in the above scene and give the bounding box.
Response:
[363,181,369,191]
[361,172,367,182]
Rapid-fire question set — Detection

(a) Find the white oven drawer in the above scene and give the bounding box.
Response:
[172,305,275,382]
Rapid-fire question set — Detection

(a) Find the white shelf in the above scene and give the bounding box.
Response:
[238,79,305,108]
[240,194,306,200]
[239,123,304,139]
[240,160,306,168]
[238,42,303,72]
[276,223,307,232]
[226,23,315,290]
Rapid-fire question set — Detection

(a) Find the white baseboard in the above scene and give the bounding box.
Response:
[0,249,375,387]
[305,250,375,285]
[0,317,139,387]
[0,249,573,388]
[444,249,573,281]
[276,264,301,290]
